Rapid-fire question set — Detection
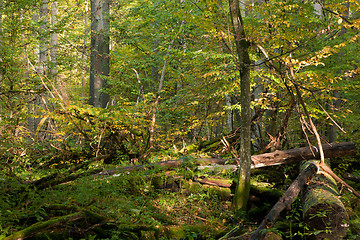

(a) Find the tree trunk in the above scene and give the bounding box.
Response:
[31,0,49,139]
[39,0,49,76]
[329,91,340,142]
[89,0,110,108]
[228,0,252,212]
[0,0,2,104]
[329,3,349,143]
[50,1,57,78]
[225,94,233,132]
[82,0,89,103]
[50,1,67,103]
[302,161,348,240]
[3,208,107,240]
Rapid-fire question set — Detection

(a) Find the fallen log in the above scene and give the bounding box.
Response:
[29,155,110,190]
[248,163,318,240]
[98,142,356,175]
[193,176,232,188]
[3,207,107,240]
[302,161,349,240]
[250,141,357,168]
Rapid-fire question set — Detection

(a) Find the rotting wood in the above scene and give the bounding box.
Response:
[250,142,356,168]
[98,142,356,176]
[302,160,349,240]
[248,163,318,240]
[193,176,232,188]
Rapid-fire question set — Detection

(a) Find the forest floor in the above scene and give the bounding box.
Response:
[1,154,360,240]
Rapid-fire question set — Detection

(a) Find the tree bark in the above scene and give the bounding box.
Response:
[228,0,252,212]
[89,0,110,108]
[302,161,348,240]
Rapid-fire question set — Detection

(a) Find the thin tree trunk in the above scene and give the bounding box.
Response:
[89,0,110,108]
[39,0,49,76]
[148,22,184,149]
[329,91,340,142]
[0,0,2,110]
[82,0,89,103]
[225,94,233,132]
[32,0,49,140]
[329,3,349,142]
[50,1,57,78]
[228,0,252,212]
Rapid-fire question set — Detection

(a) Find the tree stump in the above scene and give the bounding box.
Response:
[301,160,349,240]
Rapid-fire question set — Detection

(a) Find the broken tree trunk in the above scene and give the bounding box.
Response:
[302,161,349,240]
[248,163,318,240]
[250,142,356,168]
[98,142,357,176]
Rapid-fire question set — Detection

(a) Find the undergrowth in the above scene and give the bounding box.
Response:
[1,154,360,239]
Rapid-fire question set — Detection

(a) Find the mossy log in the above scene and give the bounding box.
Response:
[4,212,85,240]
[193,176,233,188]
[248,163,318,240]
[4,207,107,240]
[99,142,356,176]
[29,154,110,190]
[302,161,349,240]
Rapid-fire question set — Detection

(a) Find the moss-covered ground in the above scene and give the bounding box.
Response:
[1,155,360,239]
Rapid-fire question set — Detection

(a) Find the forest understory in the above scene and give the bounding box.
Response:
[1,141,360,240]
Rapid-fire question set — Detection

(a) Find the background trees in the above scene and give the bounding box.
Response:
[0,0,357,181]
[89,0,110,108]
[0,0,359,237]
[0,0,359,236]
[0,0,357,164]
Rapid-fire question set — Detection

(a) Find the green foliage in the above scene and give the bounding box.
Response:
[0,0,360,238]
